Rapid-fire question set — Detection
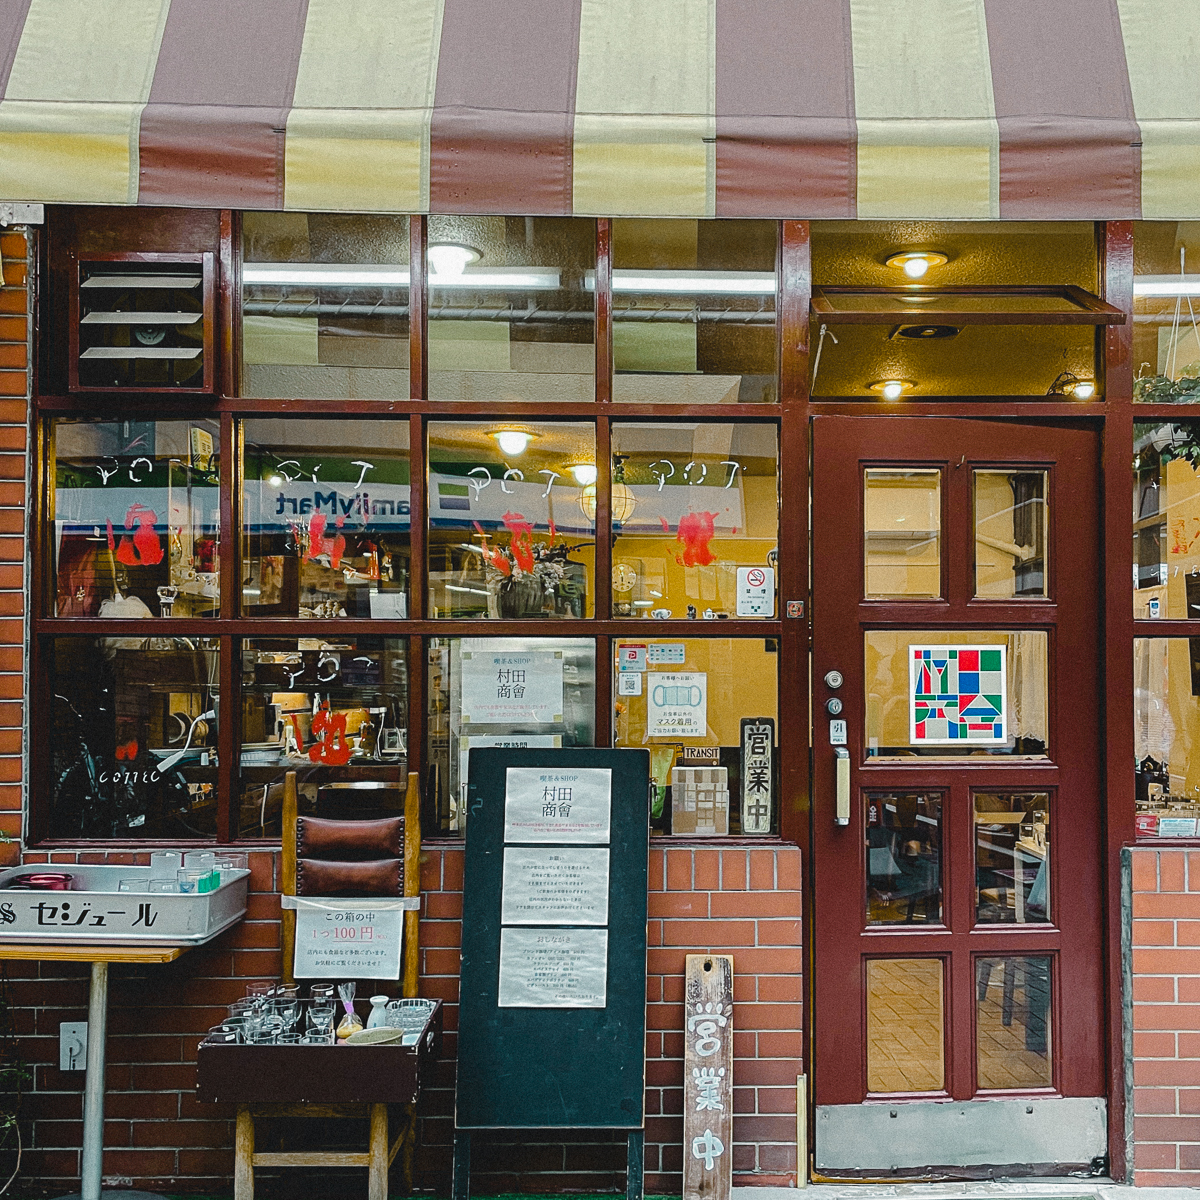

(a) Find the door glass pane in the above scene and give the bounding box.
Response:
[52,418,220,618]
[864,469,940,598]
[866,793,942,925]
[1134,637,1200,837]
[974,792,1050,924]
[1133,421,1200,619]
[976,956,1053,1090]
[241,419,410,618]
[427,422,596,618]
[610,424,778,618]
[975,470,1047,598]
[866,958,945,1094]
[865,631,1048,759]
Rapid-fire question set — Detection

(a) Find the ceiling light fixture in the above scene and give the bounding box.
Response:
[585,269,776,295]
[869,379,916,401]
[492,429,535,456]
[1046,371,1096,399]
[570,463,598,486]
[242,261,561,290]
[885,251,949,279]
[427,243,480,278]
[579,456,637,523]
[1134,276,1200,297]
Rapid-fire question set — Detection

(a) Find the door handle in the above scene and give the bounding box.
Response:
[834,747,850,826]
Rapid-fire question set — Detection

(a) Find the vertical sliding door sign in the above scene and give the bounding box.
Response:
[684,954,734,1200]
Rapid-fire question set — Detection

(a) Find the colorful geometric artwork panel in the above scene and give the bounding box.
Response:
[908,645,1007,746]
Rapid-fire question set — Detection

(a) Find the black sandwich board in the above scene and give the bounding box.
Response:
[453,747,650,1200]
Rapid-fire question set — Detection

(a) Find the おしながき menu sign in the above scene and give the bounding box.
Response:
[455,747,649,1130]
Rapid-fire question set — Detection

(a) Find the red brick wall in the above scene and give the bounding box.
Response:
[0,226,28,868]
[8,842,802,1194]
[1130,846,1200,1185]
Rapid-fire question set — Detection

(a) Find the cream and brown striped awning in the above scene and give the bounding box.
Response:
[0,0,1196,219]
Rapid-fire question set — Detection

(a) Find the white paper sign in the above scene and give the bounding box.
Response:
[501,847,610,926]
[497,928,608,1008]
[459,734,561,795]
[291,898,403,980]
[648,671,708,737]
[618,672,642,697]
[504,767,612,844]
[461,650,564,724]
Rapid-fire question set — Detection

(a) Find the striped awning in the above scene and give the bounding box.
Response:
[0,0,1196,220]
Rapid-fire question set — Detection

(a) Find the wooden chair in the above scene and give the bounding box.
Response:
[233,769,423,1200]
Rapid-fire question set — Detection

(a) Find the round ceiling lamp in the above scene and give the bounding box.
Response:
[885,251,949,279]
[491,428,536,456]
[868,378,916,401]
[428,242,480,278]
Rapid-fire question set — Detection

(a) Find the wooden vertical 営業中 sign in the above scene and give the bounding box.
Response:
[683,954,734,1200]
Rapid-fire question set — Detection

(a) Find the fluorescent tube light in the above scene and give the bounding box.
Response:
[243,263,561,290]
[1135,276,1200,297]
[585,269,776,295]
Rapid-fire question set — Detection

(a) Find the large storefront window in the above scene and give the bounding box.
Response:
[1134,222,1200,403]
[52,418,220,618]
[242,419,410,619]
[49,637,219,840]
[1135,637,1200,837]
[427,217,596,404]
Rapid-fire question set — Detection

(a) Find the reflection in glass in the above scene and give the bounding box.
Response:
[427,637,596,834]
[1133,222,1200,403]
[49,637,218,839]
[614,639,778,836]
[974,793,1050,924]
[612,219,776,404]
[865,631,1047,759]
[1131,423,1200,619]
[976,956,1053,1089]
[238,638,407,838]
[241,213,410,399]
[427,422,595,618]
[52,419,220,618]
[427,217,595,404]
[241,419,410,619]
[975,470,1047,598]
[610,425,778,618]
[1135,638,1200,837]
[866,958,945,1094]
[865,793,941,924]
[864,469,940,598]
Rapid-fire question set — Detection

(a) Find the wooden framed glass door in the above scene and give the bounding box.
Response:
[811,417,1107,1176]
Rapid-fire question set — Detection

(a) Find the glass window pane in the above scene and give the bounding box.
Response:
[613,638,777,836]
[866,958,945,1094]
[975,956,1053,1090]
[975,470,1047,599]
[865,631,1048,760]
[1135,637,1200,837]
[610,424,778,618]
[427,422,595,619]
[238,637,407,838]
[241,213,410,399]
[1133,222,1200,403]
[866,792,942,924]
[1131,422,1200,619]
[427,217,595,404]
[52,418,220,618]
[49,637,219,839]
[974,792,1050,924]
[241,419,410,619]
[612,219,776,404]
[426,637,596,836]
[864,469,940,599]
[811,220,1098,399]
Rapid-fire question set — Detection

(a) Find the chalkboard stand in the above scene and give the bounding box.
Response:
[452,1127,643,1200]
[453,748,651,1200]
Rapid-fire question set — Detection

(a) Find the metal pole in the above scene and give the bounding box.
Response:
[80,961,108,1200]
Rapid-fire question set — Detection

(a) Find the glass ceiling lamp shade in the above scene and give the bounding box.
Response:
[885,251,949,279]
[580,457,637,523]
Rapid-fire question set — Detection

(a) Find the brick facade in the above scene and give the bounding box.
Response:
[7,843,801,1194]
[1130,846,1200,1185]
